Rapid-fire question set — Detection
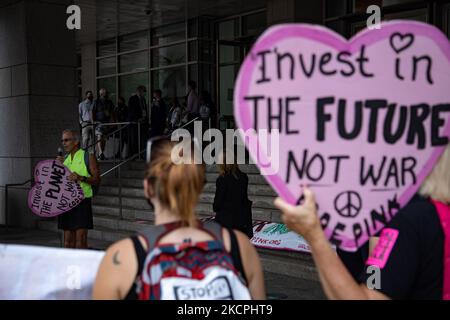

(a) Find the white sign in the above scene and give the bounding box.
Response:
[0,244,104,300]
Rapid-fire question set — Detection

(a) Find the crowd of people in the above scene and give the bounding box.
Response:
[78,81,217,161]
[90,139,450,300]
[69,81,450,301]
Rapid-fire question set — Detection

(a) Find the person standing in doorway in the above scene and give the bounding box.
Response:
[128,85,148,156]
[92,88,115,160]
[167,96,183,132]
[150,89,167,138]
[186,80,199,134]
[78,90,95,152]
[56,129,100,249]
[114,96,128,158]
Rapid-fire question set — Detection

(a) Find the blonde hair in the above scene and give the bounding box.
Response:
[419,143,450,204]
[145,140,205,227]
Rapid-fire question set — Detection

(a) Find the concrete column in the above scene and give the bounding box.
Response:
[81,43,97,96]
[0,0,78,227]
[78,0,97,96]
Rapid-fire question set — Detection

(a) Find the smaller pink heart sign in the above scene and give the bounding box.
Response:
[28,160,85,218]
[234,21,450,251]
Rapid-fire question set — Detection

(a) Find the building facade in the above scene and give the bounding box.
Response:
[0,0,449,228]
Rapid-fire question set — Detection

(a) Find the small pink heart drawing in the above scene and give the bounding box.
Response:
[389,32,414,53]
[234,21,450,251]
[28,160,85,218]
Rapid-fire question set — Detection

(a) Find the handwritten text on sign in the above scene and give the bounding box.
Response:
[234,21,450,251]
[28,160,85,217]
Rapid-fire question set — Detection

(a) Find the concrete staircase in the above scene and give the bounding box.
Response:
[37,160,318,282]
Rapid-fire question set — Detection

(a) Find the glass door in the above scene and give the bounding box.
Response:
[216,40,249,130]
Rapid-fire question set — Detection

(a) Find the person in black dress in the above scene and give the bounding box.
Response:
[213,152,253,238]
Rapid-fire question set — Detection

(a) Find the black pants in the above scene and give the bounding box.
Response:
[57,198,93,230]
[128,123,148,157]
[128,124,139,156]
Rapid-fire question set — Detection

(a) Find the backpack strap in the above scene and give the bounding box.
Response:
[431,199,450,300]
[200,220,223,242]
[130,235,147,276]
[228,228,248,284]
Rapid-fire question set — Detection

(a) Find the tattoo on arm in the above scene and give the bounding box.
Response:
[112,251,121,265]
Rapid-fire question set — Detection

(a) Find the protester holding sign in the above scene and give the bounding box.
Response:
[234,21,450,252]
[231,20,450,299]
[274,143,450,299]
[93,138,265,300]
[57,129,100,249]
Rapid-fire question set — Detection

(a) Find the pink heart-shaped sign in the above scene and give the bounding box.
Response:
[28,160,85,218]
[234,21,450,251]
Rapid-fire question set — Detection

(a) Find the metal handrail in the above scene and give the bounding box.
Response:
[99,116,200,221]
[82,121,137,129]
[3,179,33,230]
[100,150,145,178]
[83,121,138,155]
[100,116,200,177]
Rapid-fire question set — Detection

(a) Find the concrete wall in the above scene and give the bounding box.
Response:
[81,43,97,96]
[0,0,78,228]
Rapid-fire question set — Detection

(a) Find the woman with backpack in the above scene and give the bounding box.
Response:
[93,138,265,300]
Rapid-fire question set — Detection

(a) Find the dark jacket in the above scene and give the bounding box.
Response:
[150,98,167,137]
[92,97,114,123]
[213,170,253,238]
[128,94,147,122]
[115,103,128,123]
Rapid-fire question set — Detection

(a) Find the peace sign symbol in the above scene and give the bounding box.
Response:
[334,190,362,218]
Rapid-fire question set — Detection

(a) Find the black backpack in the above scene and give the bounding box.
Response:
[83,150,99,196]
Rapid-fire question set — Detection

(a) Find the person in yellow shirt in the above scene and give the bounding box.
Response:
[56,129,100,249]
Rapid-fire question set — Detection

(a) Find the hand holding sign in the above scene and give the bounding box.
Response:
[234,21,450,251]
[274,187,321,243]
[28,160,85,218]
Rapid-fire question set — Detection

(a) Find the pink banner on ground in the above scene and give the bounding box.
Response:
[251,221,311,253]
